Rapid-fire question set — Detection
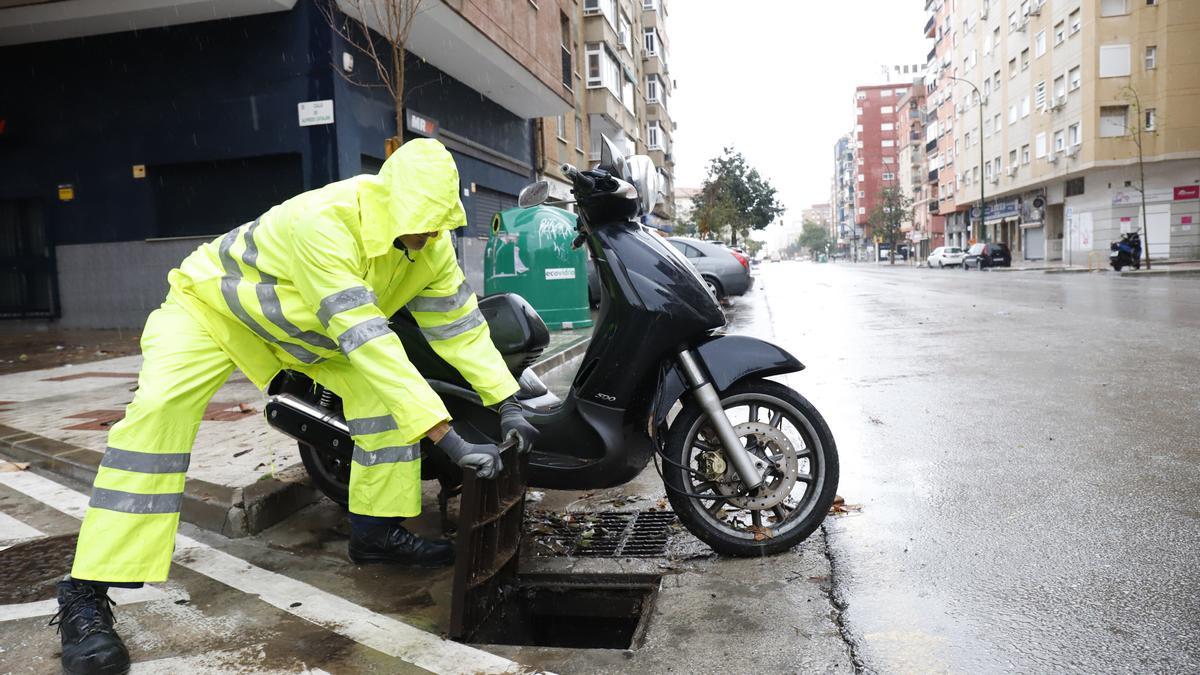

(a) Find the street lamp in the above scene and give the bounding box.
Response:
[941,74,987,244]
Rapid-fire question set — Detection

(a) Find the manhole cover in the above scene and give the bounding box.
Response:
[0,533,77,604]
[526,510,677,558]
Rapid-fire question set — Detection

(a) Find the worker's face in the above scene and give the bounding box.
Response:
[398,230,440,251]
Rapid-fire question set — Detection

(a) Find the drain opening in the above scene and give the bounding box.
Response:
[468,573,660,650]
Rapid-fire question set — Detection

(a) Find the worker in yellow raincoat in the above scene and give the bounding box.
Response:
[51,139,539,675]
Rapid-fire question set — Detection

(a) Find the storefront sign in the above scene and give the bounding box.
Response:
[297,100,334,127]
[406,110,439,137]
[1174,185,1200,201]
[57,184,74,201]
[1112,188,1173,205]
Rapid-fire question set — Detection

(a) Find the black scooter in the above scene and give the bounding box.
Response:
[264,137,838,556]
[1110,231,1142,271]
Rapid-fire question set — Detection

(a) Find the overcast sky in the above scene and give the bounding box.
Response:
[669,1,930,221]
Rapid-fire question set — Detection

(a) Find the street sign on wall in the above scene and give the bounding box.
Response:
[298,100,334,127]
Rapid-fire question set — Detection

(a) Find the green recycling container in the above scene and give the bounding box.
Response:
[484,205,592,330]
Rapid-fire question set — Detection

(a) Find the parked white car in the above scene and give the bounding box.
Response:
[927,246,966,268]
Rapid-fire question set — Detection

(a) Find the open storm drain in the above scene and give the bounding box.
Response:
[525,510,678,558]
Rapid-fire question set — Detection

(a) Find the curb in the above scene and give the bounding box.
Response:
[0,423,320,538]
[1119,268,1200,278]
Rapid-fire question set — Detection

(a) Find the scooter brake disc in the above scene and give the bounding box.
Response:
[715,421,799,510]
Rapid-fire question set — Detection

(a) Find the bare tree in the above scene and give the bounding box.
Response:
[1122,86,1156,270]
[319,0,425,154]
[868,187,913,265]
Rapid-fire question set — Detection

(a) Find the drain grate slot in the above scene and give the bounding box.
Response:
[526,510,677,558]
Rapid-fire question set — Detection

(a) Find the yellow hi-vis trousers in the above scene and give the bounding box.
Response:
[71,297,423,583]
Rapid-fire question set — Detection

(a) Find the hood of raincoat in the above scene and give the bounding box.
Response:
[357,138,468,258]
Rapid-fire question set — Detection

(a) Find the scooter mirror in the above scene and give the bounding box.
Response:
[624,155,659,216]
[598,135,628,182]
[517,180,550,208]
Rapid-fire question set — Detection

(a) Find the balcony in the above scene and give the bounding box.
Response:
[926,138,938,152]
[924,14,936,38]
[928,168,939,182]
[929,202,939,213]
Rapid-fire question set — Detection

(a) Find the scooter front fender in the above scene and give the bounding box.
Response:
[651,334,805,431]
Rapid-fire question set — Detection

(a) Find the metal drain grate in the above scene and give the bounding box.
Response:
[526,510,677,558]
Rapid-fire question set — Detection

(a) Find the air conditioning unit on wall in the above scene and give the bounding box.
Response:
[1065,145,1078,157]
[1047,153,1059,163]
[1007,166,1017,177]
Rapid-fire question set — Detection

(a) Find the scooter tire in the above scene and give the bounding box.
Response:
[299,441,350,507]
[662,379,839,557]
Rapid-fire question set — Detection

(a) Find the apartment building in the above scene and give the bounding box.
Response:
[853,82,917,258]
[896,82,946,259]
[832,135,858,258]
[925,0,1200,261]
[535,0,677,230]
[0,0,572,326]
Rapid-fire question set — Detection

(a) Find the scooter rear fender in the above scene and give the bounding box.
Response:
[651,334,805,433]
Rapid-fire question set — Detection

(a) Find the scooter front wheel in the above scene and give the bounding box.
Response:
[662,379,839,557]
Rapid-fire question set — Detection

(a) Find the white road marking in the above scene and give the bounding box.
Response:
[0,510,44,550]
[0,470,538,675]
[0,587,167,623]
[131,643,334,674]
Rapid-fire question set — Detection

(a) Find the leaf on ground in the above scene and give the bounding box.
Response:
[748,525,775,541]
[238,403,255,413]
[0,461,30,472]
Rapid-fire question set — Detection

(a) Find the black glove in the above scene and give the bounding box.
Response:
[436,429,503,479]
[499,397,539,454]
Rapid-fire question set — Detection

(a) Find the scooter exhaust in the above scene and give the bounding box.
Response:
[264,394,353,461]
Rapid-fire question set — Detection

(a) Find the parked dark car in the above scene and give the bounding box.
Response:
[962,242,1012,269]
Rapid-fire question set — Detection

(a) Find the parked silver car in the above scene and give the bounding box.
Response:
[666,237,754,299]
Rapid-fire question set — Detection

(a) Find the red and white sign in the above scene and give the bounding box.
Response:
[1182,216,1194,225]
[1175,185,1200,201]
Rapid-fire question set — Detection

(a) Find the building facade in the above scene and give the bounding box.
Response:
[924,0,1200,261]
[0,0,571,326]
[535,0,677,231]
[896,81,946,259]
[832,135,859,259]
[854,82,916,259]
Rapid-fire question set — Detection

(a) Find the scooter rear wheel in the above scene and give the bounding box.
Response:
[298,441,350,507]
[662,379,839,557]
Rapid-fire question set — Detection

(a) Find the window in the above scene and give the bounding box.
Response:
[1009,104,1018,124]
[1009,149,1018,166]
[585,43,620,97]
[855,124,864,133]
[1068,122,1081,145]
[1100,105,1129,137]
[1101,0,1128,16]
[1035,81,1047,110]
[1008,10,1017,32]
[1069,9,1081,35]
[882,156,895,164]
[1054,129,1066,152]
[1066,177,1085,197]
[584,0,616,29]
[856,91,867,100]
[647,121,662,149]
[618,13,632,53]
[1145,45,1157,70]
[994,70,1002,91]
[881,122,895,131]
[993,112,1002,133]
[575,116,583,150]
[857,174,865,182]
[984,117,993,136]
[1021,95,1031,117]
[555,115,566,140]
[1145,108,1157,131]
[1021,48,1030,71]
[621,71,636,113]
[1100,45,1132,77]
[1035,31,1046,57]
[895,88,908,98]
[858,207,866,215]
[858,190,866,198]
[1147,0,1158,5]
[882,139,895,148]
[646,75,660,102]
[881,89,893,97]
[1035,131,1047,157]
[1022,144,1031,164]
[881,106,894,114]
[984,79,992,96]
[643,0,658,9]
[882,172,896,181]
[1054,21,1066,45]
[1068,66,1081,90]
[993,27,1001,50]
[1054,75,1066,101]
[1009,58,1018,79]
[984,160,993,179]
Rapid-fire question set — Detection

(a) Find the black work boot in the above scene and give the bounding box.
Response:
[348,519,455,568]
[51,578,131,675]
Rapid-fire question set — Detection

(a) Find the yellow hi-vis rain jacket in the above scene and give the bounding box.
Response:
[71,139,518,583]
[174,138,519,441]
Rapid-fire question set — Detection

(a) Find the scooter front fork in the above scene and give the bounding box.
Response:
[676,349,764,492]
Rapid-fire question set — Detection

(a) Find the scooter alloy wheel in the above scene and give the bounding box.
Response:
[662,379,839,557]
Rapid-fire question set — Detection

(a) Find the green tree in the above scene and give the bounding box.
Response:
[868,187,913,265]
[797,220,831,260]
[692,148,784,247]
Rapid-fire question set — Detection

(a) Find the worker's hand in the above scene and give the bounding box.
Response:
[499,397,539,454]
[435,429,503,479]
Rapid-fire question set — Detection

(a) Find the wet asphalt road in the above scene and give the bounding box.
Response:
[747,261,1200,673]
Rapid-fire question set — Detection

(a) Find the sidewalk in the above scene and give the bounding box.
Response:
[0,330,591,537]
